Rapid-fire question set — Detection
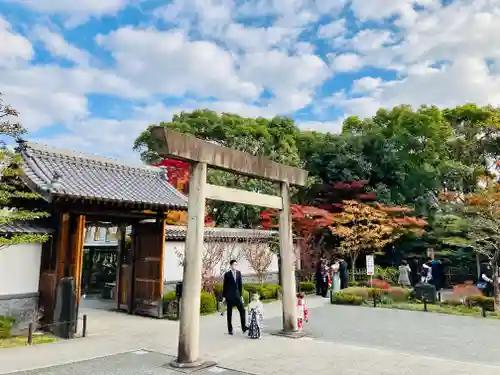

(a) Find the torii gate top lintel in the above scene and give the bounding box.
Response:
[151,126,308,186]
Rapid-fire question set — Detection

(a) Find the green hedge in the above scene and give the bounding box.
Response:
[244,283,280,300]
[465,296,495,311]
[299,281,315,294]
[162,290,218,314]
[0,316,15,339]
[331,292,363,306]
[200,291,217,314]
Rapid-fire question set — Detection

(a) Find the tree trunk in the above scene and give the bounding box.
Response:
[351,253,358,282]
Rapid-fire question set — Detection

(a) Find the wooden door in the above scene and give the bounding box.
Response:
[131,219,166,317]
[39,213,85,323]
[38,237,57,324]
[115,226,131,311]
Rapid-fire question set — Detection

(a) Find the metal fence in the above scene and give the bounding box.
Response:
[5,314,88,347]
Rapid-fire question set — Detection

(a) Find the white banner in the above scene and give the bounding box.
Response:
[366,255,375,276]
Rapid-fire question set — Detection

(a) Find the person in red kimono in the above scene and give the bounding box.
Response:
[296,292,309,330]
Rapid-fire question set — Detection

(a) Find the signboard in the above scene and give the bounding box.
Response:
[366,255,375,276]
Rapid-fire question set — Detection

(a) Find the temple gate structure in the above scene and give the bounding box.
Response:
[151,127,308,368]
[17,141,187,323]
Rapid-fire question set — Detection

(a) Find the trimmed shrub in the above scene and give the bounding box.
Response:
[163,291,176,302]
[440,299,464,307]
[465,296,495,311]
[243,283,261,294]
[371,278,391,290]
[331,292,363,306]
[451,283,482,301]
[200,291,217,314]
[244,283,280,300]
[299,281,315,294]
[387,287,411,302]
[374,266,399,285]
[342,287,370,300]
[368,288,387,300]
[0,316,15,339]
[212,283,223,299]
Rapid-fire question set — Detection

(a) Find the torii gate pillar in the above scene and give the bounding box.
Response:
[152,127,308,368]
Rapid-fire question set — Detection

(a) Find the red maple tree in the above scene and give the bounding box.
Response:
[153,158,190,193]
[154,158,214,226]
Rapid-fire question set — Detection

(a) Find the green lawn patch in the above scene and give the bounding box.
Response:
[0,334,58,349]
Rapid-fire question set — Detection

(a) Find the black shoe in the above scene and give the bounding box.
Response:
[242,326,248,333]
[228,330,233,335]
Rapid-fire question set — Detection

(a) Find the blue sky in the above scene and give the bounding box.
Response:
[0,0,499,162]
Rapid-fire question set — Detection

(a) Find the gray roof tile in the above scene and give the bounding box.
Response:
[19,142,188,209]
[0,221,53,234]
[164,225,278,240]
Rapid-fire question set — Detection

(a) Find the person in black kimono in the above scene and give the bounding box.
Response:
[480,261,494,297]
[315,261,323,296]
[339,259,348,289]
[410,258,420,286]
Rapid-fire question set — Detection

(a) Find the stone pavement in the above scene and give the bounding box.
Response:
[1,296,500,375]
[12,351,251,375]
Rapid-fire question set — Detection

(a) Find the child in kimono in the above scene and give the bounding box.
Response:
[247,293,264,339]
[296,292,309,330]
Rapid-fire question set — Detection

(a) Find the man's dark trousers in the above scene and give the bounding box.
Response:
[226,297,246,333]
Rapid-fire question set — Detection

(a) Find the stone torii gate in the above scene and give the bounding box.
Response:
[151,127,308,368]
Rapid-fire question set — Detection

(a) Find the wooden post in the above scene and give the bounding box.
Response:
[174,162,207,366]
[279,181,298,333]
[116,225,126,310]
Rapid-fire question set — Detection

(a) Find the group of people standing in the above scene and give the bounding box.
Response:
[315,258,349,297]
[398,258,445,291]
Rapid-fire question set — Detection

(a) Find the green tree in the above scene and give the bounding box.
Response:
[133,109,303,227]
[0,93,49,249]
[443,104,500,192]
[440,178,500,311]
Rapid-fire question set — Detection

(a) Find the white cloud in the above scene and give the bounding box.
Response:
[239,49,330,112]
[328,53,364,72]
[297,119,344,133]
[11,0,132,25]
[326,0,500,120]
[224,23,301,53]
[317,19,345,39]
[314,0,349,15]
[33,27,90,65]
[96,27,260,101]
[351,77,382,94]
[0,17,33,67]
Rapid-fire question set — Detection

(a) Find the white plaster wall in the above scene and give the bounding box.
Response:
[163,241,279,283]
[0,243,42,296]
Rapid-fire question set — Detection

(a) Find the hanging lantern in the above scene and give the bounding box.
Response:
[84,227,92,242]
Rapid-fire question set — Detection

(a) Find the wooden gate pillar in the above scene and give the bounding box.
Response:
[279,181,298,332]
[176,162,207,365]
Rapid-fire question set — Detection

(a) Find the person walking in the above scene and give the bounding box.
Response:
[339,259,349,289]
[247,293,264,339]
[331,260,341,294]
[398,260,412,287]
[222,260,248,335]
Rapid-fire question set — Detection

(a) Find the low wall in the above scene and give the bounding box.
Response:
[163,271,279,291]
[0,292,38,330]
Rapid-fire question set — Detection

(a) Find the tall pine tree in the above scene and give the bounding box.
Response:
[0,93,49,249]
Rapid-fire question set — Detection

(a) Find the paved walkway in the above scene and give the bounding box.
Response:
[1,297,500,375]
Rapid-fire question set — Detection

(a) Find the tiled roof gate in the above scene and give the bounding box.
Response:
[18,142,187,210]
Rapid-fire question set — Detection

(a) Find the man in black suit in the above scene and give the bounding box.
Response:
[222,259,247,335]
